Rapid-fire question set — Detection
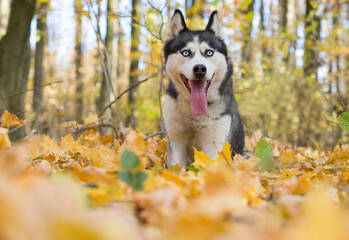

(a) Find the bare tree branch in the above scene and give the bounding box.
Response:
[86,0,121,137]
[143,130,165,140]
[69,121,118,140]
[159,54,165,132]
[322,113,349,127]
[0,81,63,101]
[9,120,34,134]
[283,146,314,161]
[98,74,156,118]
[7,111,25,129]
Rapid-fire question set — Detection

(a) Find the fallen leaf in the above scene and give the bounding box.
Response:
[0,110,24,128]
[0,127,11,149]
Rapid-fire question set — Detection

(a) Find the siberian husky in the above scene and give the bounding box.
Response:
[164,9,244,168]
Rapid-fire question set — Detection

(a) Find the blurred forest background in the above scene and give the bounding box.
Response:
[0,0,348,148]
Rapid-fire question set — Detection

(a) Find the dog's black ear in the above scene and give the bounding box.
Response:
[205,11,222,39]
[165,9,187,42]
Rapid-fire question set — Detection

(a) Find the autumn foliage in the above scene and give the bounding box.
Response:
[1,111,349,240]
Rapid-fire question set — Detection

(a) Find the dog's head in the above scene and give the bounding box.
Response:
[164,10,230,116]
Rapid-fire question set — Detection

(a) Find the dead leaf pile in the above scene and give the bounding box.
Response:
[1,114,349,239]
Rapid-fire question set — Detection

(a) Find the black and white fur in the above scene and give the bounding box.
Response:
[164,10,244,168]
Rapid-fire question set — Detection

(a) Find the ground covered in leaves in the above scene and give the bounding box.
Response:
[1,112,349,240]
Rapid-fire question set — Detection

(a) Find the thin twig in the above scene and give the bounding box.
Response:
[98,74,156,118]
[227,215,255,224]
[7,111,24,129]
[8,114,16,129]
[123,13,163,42]
[337,93,348,112]
[165,147,178,166]
[143,130,165,141]
[318,88,342,115]
[47,8,163,42]
[37,7,164,43]
[70,121,117,140]
[322,113,349,127]
[8,120,34,134]
[86,1,120,144]
[318,88,332,106]
[0,81,63,101]
[284,146,314,161]
[235,85,258,94]
[219,150,232,168]
[212,142,232,168]
[159,54,164,131]
[146,0,166,41]
[317,166,344,171]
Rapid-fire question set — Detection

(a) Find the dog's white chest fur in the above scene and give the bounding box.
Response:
[165,94,231,167]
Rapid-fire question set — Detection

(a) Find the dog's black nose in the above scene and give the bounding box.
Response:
[193,64,207,77]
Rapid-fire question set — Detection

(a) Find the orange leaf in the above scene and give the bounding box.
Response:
[0,127,11,149]
[0,110,24,128]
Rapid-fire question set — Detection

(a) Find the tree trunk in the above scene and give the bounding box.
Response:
[296,0,321,146]
[126,0,141,128]
[333,0,343,144]
[0,0,36,138]
[97,0,119,111]
[241,0,255,77]
[33,1,48,129]
[286,0,296,67]
[242,0,254,61]
[303,0,320,78]
[75,0,83,120]
[279,0,288,31]
[0,0,9,38]
[259,0,264,31]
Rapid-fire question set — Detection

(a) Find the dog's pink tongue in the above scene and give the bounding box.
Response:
[190,80,207,116]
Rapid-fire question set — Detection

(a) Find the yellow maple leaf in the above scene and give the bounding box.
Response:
[169,164,181,172]
[120,129,145,156]
[295,175,313,195]
[81,129,101,146]
[218,142,234,165]
[88,145,121,172]
[85,182,126,207]
[203,169,234,195]
[83,113,99,126]
[162,170,188,188]
[292,185,348,240]
[60,134,85,155]
[100,135,114,145]
[50,220,101,240]
[161,188,243,240]
[0,127,11,149]
[38,136,72,164]
[143,169,168,191]
[192,143,232,169]
[280,150,296,167]
[41,135,59,151]
[0,110,24,128]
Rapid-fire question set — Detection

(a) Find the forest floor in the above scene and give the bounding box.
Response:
[1,111,349,240]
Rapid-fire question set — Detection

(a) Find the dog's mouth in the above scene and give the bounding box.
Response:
[180,74,214,94]
[180,74,214,116]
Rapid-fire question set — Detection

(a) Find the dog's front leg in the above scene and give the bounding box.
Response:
[167,140,191,168]
[165,95,194,168]
[194,115,231,160]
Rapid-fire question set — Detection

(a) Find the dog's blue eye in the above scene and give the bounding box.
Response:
[181,50,191,57]
[206,50,214,57]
